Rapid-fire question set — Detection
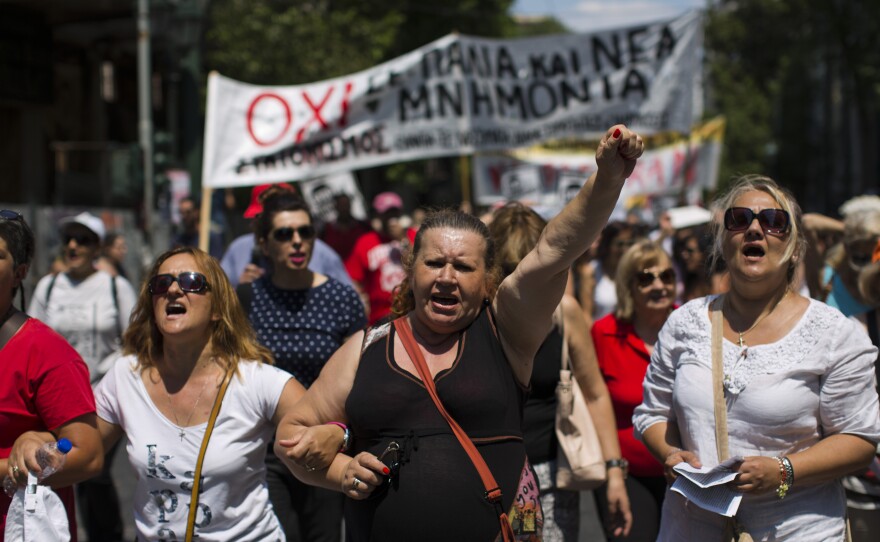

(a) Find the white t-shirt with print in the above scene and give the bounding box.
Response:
[95,355,290,542]
[28,270,137,381]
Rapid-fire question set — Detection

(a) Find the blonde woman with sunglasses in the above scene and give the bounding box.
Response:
[591,240,676,541]
[634,176,880,541]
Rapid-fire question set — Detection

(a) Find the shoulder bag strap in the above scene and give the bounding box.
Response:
[711,296,730,462]
[555,304,570,372]
[185,368,234,542]
[0,309,29,352]
[393,317,515,542]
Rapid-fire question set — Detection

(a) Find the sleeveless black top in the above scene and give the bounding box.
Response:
[522,327,563,464]
[344,308,527,541]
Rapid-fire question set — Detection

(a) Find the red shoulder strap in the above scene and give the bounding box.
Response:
[393,317,515,542]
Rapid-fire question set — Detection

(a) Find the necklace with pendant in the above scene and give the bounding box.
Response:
[162,365,213,441]
[721,290,789,387]
[729,290,790,353]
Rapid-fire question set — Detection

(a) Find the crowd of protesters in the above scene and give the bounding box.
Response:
[2,124,880,541]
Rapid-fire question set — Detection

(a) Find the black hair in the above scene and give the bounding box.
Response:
[253,192,314,241]
[0,213,35,307]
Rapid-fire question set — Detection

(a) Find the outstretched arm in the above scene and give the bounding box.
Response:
[494,125,644,385]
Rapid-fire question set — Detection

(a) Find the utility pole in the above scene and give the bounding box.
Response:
[137,0,154,252]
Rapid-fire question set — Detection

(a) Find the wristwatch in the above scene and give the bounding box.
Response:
[605,458,629,478]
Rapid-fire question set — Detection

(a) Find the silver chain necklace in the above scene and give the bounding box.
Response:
[162,367,213,441]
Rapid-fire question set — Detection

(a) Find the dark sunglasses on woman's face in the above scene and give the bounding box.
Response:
[148,272,210,295]
[724,207,790,235]
[62,233,97,246]
[271,225,316,242]
[0,209,23,221]
[635,268,676,288]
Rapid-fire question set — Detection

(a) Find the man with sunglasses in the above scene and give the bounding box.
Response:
[28,211,137,542]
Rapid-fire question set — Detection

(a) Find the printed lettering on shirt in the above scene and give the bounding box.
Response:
[150,489,178,523]
[157,526,178,541]
[190,501,213,528]
[147,444,176,479]
[366,243,393,271]
[180,470,205,494]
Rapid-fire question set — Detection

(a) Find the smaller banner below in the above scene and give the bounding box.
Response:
[473,116,725,219]
[299,172,367,227]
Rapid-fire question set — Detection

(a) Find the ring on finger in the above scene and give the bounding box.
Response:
[305,464,317,472]
[12,465,20,476]
[352,477,363,491]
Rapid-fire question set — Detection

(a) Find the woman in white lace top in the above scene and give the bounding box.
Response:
[633,175,880,541]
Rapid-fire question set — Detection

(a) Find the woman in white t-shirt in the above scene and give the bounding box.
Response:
[94,247,344,541]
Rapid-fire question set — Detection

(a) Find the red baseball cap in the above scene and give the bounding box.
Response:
[244,183,295,218]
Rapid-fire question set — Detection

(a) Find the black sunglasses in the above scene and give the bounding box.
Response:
[62,233,98,246]
[635,268,676,288]
[148,272,210,295]
[724,207,790,235]
[378,441,401,482]
[0,209,23,221]
[271,225,316,243]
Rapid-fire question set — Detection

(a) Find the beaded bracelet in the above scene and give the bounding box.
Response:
[774,456,790,499]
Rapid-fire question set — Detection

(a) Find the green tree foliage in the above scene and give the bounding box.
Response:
[205,0,518,85]
[705,0,880,211]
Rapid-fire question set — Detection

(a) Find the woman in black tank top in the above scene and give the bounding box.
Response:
[273,125,646,541]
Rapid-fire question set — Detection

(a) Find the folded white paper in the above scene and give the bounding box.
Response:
[670,456,744,517]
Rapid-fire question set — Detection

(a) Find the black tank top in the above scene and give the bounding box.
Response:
[344,308,527,541]
[522,327,563,463]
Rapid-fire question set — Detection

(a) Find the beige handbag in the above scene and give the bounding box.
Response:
[554,305,606,490]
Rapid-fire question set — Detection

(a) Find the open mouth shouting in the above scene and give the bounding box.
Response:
[742,243,766,262]
[430,293,459,312]
[165,301,187,319]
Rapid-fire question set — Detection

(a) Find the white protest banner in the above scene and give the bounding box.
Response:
[473,116,725,216]
[202,11,703,188]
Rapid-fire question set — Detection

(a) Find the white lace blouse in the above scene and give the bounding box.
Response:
[633,296,880,541]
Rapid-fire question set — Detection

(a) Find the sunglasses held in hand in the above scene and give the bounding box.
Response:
[148,272,210,295]
[724,207,791,235]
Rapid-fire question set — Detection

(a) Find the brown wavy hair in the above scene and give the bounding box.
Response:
[488,202,547,279]
[391,209,500,317]
[122,246,273,372]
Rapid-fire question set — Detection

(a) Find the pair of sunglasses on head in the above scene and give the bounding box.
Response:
[724,207,791,235]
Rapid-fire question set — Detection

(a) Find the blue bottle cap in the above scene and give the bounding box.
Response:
[56,438,73,454]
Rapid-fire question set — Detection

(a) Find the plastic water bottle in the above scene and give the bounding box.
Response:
[2,438,72,497]
[34,438,72,479]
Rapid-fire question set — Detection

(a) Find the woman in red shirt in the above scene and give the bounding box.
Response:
[592,240,675,542]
